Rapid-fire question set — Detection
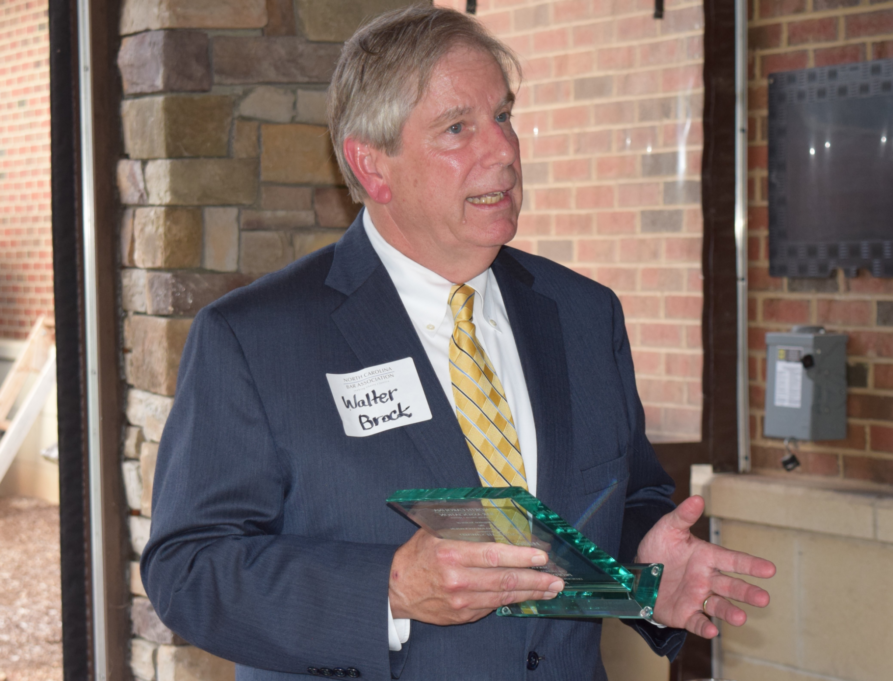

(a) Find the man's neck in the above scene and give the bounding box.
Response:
[364,204,498,284]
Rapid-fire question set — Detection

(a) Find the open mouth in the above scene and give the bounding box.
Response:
[466,191,507,205]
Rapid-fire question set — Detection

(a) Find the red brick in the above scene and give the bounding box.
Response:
[639,39,683,67]
[533,134,570,157]
[666,352,702,378]
[750,84,768,110]
[617,70,661,96]
[641,267,684,292]
[762,298,810,323]
[752,446,840,477]
[758,0,806,19]
[662,65,703,92]
[619,237,661,262]
[814,44,866,67]
[761,51,809,77]
[572,22,614,48]
[595,267,637,291]
[592,101,637,125]
[665,237,702,261]
[638,378,685,404]
[533,27,570,53]
[686,268,704,293]
[597,211,636,234]
[874,40,893,59]
[554,0,593,23]
[875,364,893,390]
[749,145,768,171]
[662,5,704,34]
[643,405,663,430]
[684,209,703,234]
[848,393,893,421]
[553,159,592,182]
[661,406,702,436]
[667,296,702,320]
[572,130,613,154]
[575,185,615,209]
[534,188,572,210]
[687,35,704,60]
[619,294,661,319]
[534,81,572,104]
[640,323,683,348]
[479,10,512,34]
[577,238,615,261]
[871,425,893,454]
[748,235,762,261]
[631,349,663,374]
[846,9,893,39]
[617,15,658,41]
[598,46,636,70]
[615,127,659,152]
[788,17,838,46]
[821,423,868,452]
[516,213,552,236]
[749,298,758,321]
[816,299,872,326]
[596,155,638,179]
[749,205,769,231]
[844,276,893,294]
[618,182,661,207]
[847,331,893,358]
[523,56,553,81]
[749,24,783,49]
[685,325,702,349]
[748,325,775,352]
[515,111,550,135]
[749,266,784,292]
[750,383,766,407]
[555,214,594,236]
[553,51,596,78]
[843,455,893,485]
[553,105,590,129]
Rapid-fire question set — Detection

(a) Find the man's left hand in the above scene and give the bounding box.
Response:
[636,495,776,639]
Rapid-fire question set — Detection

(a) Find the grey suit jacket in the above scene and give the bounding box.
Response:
[142,212,685,680]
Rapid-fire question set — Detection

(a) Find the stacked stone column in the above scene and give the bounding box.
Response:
[114,1,413,678]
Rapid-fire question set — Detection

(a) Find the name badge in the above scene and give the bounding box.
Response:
[326,357,432,437]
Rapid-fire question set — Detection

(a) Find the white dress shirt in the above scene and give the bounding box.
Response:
[363,211,538,651]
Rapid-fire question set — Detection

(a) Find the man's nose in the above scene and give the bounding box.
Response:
[478,120,517,167]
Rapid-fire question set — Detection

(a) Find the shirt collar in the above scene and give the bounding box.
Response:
[362,210,499,335]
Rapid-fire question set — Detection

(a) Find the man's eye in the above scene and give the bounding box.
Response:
[448,123,463,134]
[496,112,512,123]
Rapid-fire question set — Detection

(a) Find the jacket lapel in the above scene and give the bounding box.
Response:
[491,250,574,508]
[326,213,478,488]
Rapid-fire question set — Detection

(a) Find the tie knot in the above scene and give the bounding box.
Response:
[449,284,475,323]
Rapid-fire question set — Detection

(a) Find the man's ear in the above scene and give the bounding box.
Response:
[343,137,392,204]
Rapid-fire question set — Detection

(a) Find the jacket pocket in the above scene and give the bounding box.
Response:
[580,451,630,495]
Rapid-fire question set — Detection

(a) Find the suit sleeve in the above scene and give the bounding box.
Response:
[141,306,397,678]
[609,291,688,660]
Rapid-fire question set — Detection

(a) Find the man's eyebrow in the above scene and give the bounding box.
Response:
[429,93,516,130]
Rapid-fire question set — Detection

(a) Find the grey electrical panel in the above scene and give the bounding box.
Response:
[764,326,847,441]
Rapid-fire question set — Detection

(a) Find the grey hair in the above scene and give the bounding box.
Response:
[327,4,521,202]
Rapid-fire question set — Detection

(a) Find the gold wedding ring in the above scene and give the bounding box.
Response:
[702,595,712,614]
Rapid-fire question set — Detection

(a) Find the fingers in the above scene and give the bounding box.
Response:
[660,495,705,533]
[711,574,771,609]
[707,544,777,580]
[703,593,747,627]
[442,538,550,570]
[684,609,719,639]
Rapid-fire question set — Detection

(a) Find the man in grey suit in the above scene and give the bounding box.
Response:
[143,6,774,679]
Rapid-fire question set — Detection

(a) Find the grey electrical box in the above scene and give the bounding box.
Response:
[764,326,847,441]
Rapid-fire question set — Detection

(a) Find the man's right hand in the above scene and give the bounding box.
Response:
[388,528,565,625]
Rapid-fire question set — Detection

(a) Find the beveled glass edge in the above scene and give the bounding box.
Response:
[387,487,635,589]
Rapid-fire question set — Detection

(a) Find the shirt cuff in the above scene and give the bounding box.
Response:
[387,598,411,651]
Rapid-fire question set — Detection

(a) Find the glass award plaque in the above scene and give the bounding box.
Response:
[387,487,663,620]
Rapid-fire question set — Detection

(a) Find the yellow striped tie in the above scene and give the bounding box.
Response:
[449,284,528,491]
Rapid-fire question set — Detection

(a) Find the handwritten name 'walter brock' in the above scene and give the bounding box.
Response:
[340,388,413,431]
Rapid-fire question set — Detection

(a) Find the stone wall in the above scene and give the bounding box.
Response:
[439,0,706,443]
[116,1,413,678]
[0,0,53,339]
[747,0,893,484]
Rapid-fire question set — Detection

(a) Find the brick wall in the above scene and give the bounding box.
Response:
[116,1,415,679]
[0,0,53,340]
[748,0,893,483]
[439,0,706,442]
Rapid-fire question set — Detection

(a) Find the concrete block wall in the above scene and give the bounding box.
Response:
[0,0,54,339]
[439,0,706,442]
[116,1,414,678]
[748,0,893,484]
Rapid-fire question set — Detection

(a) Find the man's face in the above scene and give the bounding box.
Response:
[371,45,523,279]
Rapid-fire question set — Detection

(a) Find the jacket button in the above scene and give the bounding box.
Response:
[320,669,333,677]
[333,669,347,678]
[527,651,541,670]
[307,668,318,676]
[347,668,361,678]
